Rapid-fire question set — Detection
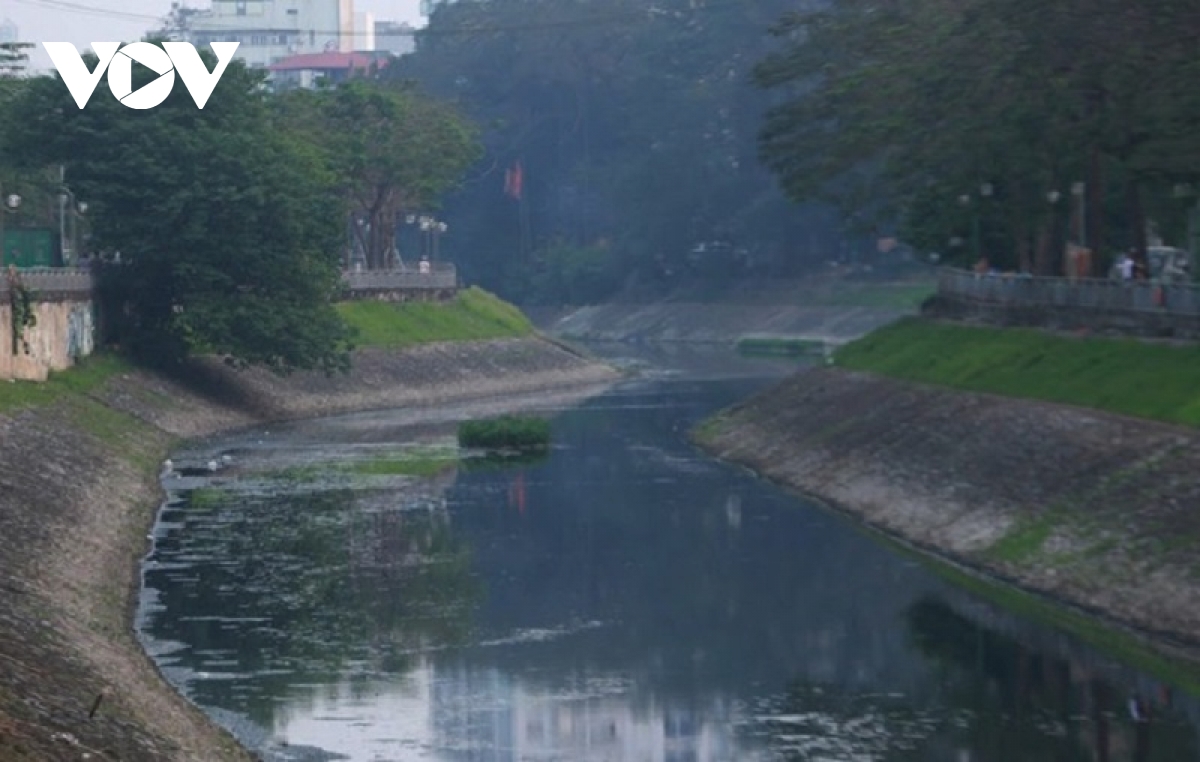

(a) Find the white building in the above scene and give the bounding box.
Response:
[374,21,416,57]
[184,0,355,69]
[0,18,18,45]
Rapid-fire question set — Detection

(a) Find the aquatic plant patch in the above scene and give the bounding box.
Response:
[458,416,550,451]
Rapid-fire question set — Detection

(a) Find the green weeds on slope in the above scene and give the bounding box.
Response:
[836,319,1200,426]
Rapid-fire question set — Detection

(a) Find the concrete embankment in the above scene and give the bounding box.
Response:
[0,336,616,761]
[540,303,909,345]
[697,368,1200,658]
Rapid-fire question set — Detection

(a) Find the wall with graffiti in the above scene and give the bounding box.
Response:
[0,298,96,381]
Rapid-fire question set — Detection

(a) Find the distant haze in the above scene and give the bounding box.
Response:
[5,1,424,72]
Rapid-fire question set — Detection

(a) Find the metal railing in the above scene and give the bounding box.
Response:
[343,263,457,291]
[0,266,95,295]
[0,264,458,297]
[937,267,1200,316]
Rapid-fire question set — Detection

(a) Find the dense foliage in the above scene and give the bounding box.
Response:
[397,0,847,303]
[273,81,480,269]
[0,50,479,371]
[755,0,1200,274]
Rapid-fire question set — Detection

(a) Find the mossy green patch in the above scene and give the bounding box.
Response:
[986,514,1057,563]
[337,287,533,348]
[691,414,729,444]
[836,318,1200,426]
[911,548,1200,696]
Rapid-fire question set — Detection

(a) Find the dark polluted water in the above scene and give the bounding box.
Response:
[138,348,1200,761]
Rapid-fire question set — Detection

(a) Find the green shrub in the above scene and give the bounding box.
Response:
[458,416,551,451]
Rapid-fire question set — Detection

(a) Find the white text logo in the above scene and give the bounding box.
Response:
[42,42,240,110]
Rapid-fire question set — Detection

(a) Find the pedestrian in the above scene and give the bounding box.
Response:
[1119,252,1134,281]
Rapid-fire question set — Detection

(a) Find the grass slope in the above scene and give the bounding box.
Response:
[0,353,130,414]
[338,287,533,348]
[836,318,1200,426]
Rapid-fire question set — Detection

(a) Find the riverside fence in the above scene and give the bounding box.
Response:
[933,267,1200,338]
[0,264,459,298]
[937,267,1200,316]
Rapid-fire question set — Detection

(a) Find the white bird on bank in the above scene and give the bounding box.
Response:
[206,460,219,472]
[221,454,232,464]
[161,459,174,477]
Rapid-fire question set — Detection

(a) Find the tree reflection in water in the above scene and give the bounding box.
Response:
[747,595,1200,761]
[143,468,481,728]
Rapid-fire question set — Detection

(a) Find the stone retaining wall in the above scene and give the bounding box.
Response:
[699,368,1200,658]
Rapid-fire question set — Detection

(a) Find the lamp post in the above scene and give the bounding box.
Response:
[0,188,22,267]
[433,221,447,261]
[57,185,87,267]
[960,183,992,264]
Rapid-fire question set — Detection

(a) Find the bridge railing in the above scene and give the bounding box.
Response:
[937,267,1200,316]
[0,264,459,298]
[0,267,95,296]
[342,263,457,292]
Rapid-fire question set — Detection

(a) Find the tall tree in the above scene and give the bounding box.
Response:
[2,54,353,372]
[755,0,1200,274]
[274,81,480,270]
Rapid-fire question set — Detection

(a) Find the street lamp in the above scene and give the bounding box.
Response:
[0,189,21,267]
[958,183,993,264]
[58,185,87,266]
[433,221,447,261]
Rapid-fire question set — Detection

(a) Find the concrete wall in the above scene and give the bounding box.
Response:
[699,367,1200,653]
[0,299,95,381]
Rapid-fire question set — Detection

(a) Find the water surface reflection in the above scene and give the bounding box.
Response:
[139,351,1200,761]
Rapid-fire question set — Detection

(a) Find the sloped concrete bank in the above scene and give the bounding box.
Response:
[0,336,616,761]
[697,368,1200,659]
[543,302,909,345]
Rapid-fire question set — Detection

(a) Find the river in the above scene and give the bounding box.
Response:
[138,345,1200,761]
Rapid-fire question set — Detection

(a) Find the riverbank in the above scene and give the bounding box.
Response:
[695,332,1200,664]
[0,335,617,760]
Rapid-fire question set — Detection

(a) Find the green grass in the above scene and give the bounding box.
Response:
[459,416,550,451]
[337,287,533,348]
[0,353,130,413]
[835,318,1200,426]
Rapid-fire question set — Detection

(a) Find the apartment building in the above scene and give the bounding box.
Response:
[184,0,355,69]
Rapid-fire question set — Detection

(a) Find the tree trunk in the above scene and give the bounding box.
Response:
[1086,144,1104,262]
[1034,218,1055,275]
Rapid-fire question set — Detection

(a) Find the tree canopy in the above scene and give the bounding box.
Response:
[273,80,481,270]
[397,0,845,304]
[755,0,1200,273]
[2,53,354,372]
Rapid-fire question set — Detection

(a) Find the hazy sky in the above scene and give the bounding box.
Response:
[4,1,425,71]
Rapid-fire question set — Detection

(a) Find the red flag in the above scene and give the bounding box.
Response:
[511,161,523,200]
[504,161,524,200]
